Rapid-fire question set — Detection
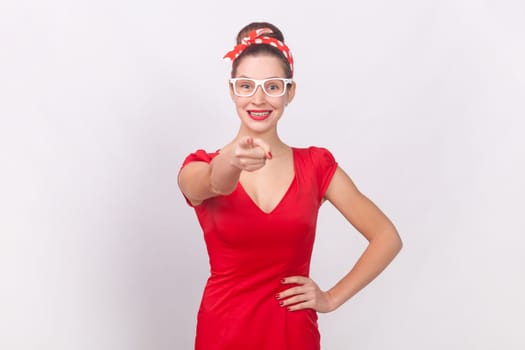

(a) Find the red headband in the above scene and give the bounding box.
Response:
[223,28,294,77]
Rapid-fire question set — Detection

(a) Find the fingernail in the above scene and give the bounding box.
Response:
[267,152,273,159]
[279,301,284,306]
[275,294,280,299]
[280,279,285,284]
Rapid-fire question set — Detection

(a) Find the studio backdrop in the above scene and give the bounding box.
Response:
[1,1,524,349]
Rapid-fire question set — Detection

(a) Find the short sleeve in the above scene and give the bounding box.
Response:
[309,147,338,201]
[181,149,219,168]
[179,149,219,207]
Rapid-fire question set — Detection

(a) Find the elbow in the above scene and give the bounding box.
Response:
[373,227,402,256]
[396,236,403,254]
[212,187,235,196]
[392,229,403,255]
[210,182,236,196]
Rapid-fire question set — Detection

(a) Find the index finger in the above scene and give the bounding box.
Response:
[281,276,310,285]
[238,136,254,149]
[250,137,272,159]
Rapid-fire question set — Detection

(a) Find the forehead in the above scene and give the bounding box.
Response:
[235,55,287,79]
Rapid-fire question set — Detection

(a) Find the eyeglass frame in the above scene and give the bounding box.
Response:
[229,78,294,97]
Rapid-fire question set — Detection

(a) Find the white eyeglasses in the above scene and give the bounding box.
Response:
[229,78,293,97]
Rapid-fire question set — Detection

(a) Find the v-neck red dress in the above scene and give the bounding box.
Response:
[181,147,338,350]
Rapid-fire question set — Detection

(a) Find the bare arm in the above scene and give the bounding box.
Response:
[279,166,402,312]
[322,166,402,309]
[178,137,271,206]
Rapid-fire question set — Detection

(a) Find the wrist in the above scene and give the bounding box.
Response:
[325,290,341,312]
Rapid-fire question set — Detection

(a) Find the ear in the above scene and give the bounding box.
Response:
[286,81,296,105]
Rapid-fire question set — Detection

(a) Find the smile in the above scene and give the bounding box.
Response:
[248,110,272,121]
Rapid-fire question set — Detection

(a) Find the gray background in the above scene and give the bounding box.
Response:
[1,0,524,349]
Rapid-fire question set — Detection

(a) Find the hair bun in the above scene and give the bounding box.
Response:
[236,22,285,44]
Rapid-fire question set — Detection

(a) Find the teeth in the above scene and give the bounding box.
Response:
[250,111,269,117]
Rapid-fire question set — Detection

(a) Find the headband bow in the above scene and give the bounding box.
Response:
[223,28,294,76]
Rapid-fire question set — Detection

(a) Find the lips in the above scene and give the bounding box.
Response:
[247,110,272,121]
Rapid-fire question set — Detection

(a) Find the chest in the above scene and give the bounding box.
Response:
[204,175,321,249]
[196,149,323,247]
[239,154,295,214]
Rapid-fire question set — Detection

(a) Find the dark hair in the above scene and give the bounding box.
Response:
[231,22,293,78]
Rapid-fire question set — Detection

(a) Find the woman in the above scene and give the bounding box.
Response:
[178,22,402,350]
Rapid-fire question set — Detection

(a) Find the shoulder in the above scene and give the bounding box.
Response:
[293,146,338,201]
[181,149,220,167]
[293,146,337,165]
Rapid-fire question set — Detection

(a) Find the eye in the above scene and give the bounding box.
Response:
[265,80,284,92]
[236,80,254,90]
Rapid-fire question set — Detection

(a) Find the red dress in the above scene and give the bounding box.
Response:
[181,147,338,350]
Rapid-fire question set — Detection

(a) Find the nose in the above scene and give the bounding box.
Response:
[252,85,266,104]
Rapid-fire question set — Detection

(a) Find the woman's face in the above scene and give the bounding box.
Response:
[230,54,295,135]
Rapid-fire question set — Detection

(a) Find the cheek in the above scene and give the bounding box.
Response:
[235,99,247,108]
[232,96,244,106]
[273,99,288,109]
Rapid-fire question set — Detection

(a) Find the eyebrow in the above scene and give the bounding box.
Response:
[235,76,285,79]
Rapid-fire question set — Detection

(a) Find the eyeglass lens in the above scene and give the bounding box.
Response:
[233,79,287,97]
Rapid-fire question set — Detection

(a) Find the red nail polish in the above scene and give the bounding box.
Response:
[280,279,285,284]
[279,301,283,306]
[267,152,273,159]
[275,294,280,299]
